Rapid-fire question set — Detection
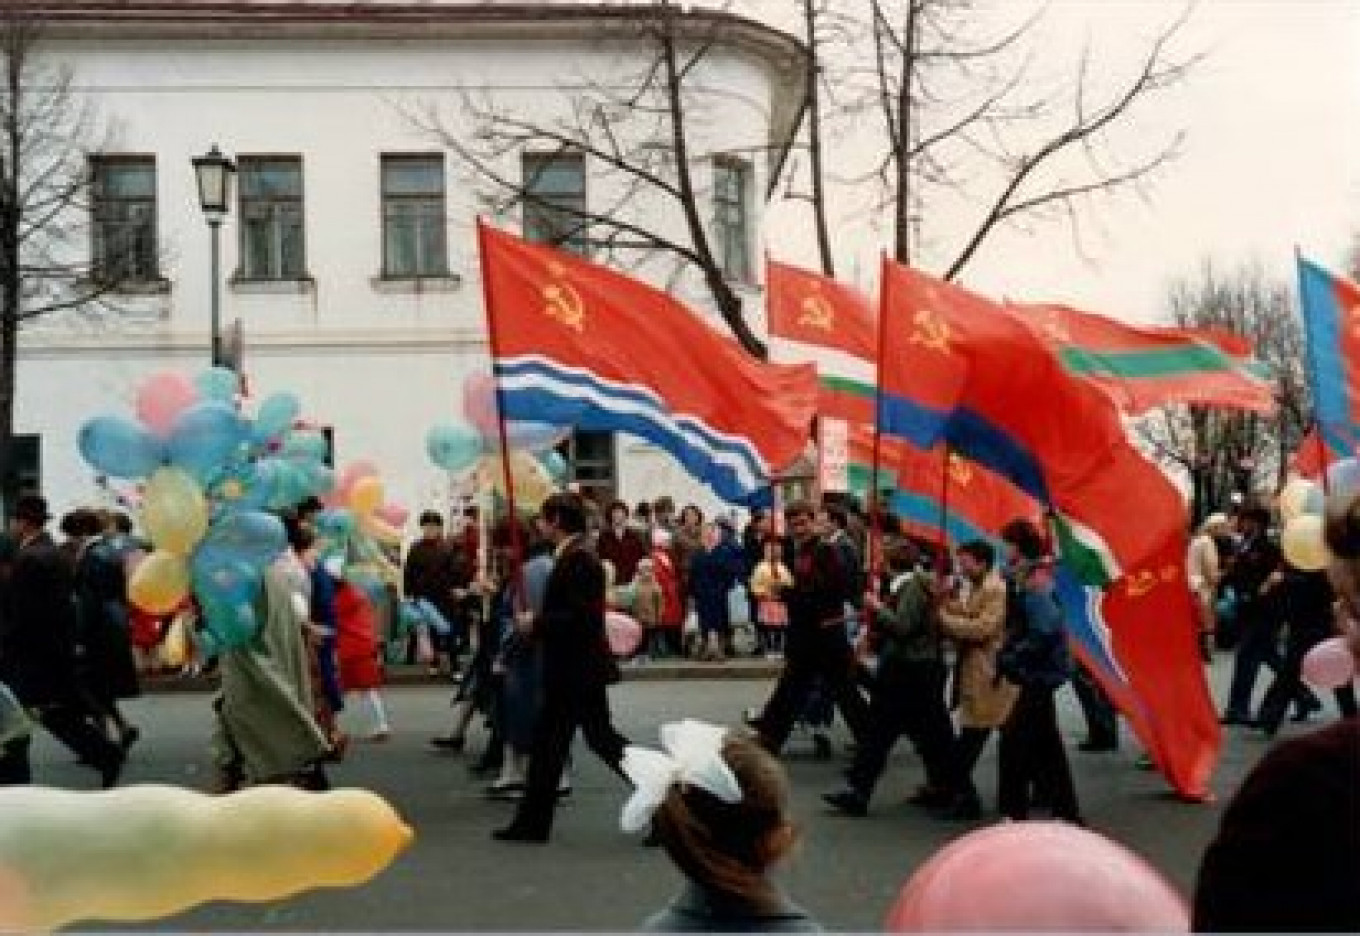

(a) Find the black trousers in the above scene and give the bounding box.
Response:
[756,627,870,753]
[0,736,30,784]
[32,698,123,775]
[509,678,628,837]
[1071,662,1119,747]
[951,725,992,801]
[846,658,954,799]
[997,685,1080,821]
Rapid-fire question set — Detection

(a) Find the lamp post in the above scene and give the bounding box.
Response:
[192,145,235,368]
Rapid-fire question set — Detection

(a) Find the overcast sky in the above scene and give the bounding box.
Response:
[748,0,1358,323]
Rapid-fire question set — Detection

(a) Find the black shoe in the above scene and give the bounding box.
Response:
[485,779,525,799]
[822,788,868,817]
[642,827,662,847]
[492,824,549,844]
[1219,712,1254,726]
[430,734,465,752]
[812,733,833,761]
[119,725,141,753]
[1077,739,1118,752]
[1292,696,1324,722]
[99,752,125,790]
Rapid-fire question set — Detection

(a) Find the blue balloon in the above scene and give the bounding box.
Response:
[254,392,301,442]
[280,428,328,462]
[505,421,568,453]
[168,402,245,483]
[314,508,357,543]
[192,550,261,609]
[540,450,569,485]
[196,367,239,403]
[199,594,261,650]
[304,461,336,497]
[199,509,287,569]
[426,422,483,473]
[78,415,165,479]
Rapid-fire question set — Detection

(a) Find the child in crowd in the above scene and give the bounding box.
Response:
[749,538,792,657]
[632,558,666,660]
[622,720,820,932]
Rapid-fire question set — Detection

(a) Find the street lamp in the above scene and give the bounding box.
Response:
[192,144,235,368]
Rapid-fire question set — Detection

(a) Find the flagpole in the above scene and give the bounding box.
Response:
[937,444,951,578]
[1295,246,1332,496]
[869,252,890,583]
[475,218,527,607]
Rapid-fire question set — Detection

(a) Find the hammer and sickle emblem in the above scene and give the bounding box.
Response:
[947,453,973,486]
[798,292,835,331]
[541,263,586,332]
[909,309,952,355]
[1125,569,1158,599]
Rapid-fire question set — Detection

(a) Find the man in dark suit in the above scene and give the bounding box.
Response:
[493,492,630,843]
[2,494,124,786]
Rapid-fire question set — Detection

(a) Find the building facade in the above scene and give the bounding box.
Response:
[13,2,806,521]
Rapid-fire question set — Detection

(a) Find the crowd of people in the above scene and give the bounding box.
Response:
[0,483,1356,930]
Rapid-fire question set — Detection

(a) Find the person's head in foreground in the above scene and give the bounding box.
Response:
[886,821,1189,932]
[621,720,819,932]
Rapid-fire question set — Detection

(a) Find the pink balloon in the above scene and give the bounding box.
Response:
[462,374,500,438]
[376,502,410,527]
[885,822,1189,932]
[135,371,199,437]
[1302,637,1358,690]
[605,611,643,657]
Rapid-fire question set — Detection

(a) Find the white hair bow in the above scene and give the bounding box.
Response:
[620,719,742,834]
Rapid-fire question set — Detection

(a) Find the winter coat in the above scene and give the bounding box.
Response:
[938,570,1018,728]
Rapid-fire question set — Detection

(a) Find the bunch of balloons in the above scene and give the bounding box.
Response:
[326,462,410,549]
[1277,473,1334,572]
[424,372,570,511]
[78,367,335,650]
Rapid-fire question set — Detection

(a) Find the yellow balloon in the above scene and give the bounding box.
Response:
[128,551,190,615]
[362,516,403,547]
[481,453,556,510]
[0,785,412,932]
[141,467,209,556]
[1278,478,1317,522]
[349,476,384,517]
[1281,514,1329,572]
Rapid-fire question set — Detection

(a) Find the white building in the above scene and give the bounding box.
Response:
[13,2,806,522]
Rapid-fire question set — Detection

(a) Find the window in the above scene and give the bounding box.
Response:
[90,156,158,282]
[238,156,305,280]
[713,157,752,281]
[563,430,616,503]
[381,155,447,277]
[522,152,587,254]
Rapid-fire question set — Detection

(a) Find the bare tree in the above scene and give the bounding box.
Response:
[407,1,807,358]
[854,0,1197,276]
[1134,259,1308,520]
[0,16,148,509]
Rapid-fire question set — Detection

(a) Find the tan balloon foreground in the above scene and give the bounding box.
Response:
[0,785,414,932]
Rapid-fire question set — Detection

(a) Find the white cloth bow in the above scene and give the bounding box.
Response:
[619,719,742,834]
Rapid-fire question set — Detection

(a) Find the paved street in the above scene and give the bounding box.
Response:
[36,656,1331,931]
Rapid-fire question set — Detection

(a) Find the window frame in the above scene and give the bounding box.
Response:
[712,156,753,283]
[236,154,307,282]
[379,153,448,279]
[89,154,159,284]
[521,151,589,255]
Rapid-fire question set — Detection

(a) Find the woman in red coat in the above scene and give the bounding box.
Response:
[334,578,391,741]
[649,529,684,658]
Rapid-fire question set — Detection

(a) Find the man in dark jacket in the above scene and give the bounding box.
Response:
[823,536,956,815]
[2,494,124,786]
[747,500,870,754]
[494,492,630,843]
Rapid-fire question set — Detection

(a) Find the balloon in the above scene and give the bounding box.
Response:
[884,822,1189,932]
[376,503,409,528]
[506,421,571,454]
[141,467,209,556]
[1281,514,1329,572]
[168,402,245,483]
[335,461,379,501]
[1278,478,1318,522]
[349,476,384,516]
[540,450,569,485]
[136,371,199,437]
[195,367,239,403]
[461,373,499,435]
[362,516,404,548]
[253,392,301,443]
[192,551,262,611]
[478,453,555,510]
[1303,482,1326,516]
[199,510,287,570]
[605,611,643,657]
[305,462,336,497]
[280,428,328,463]
[314,508,358,545]
[128,552,190,615]
[78,416,165,480]
[425,423,482,473]
[1301,636,1357,689]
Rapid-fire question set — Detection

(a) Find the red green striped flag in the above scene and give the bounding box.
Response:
[1012,303,1275,415]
